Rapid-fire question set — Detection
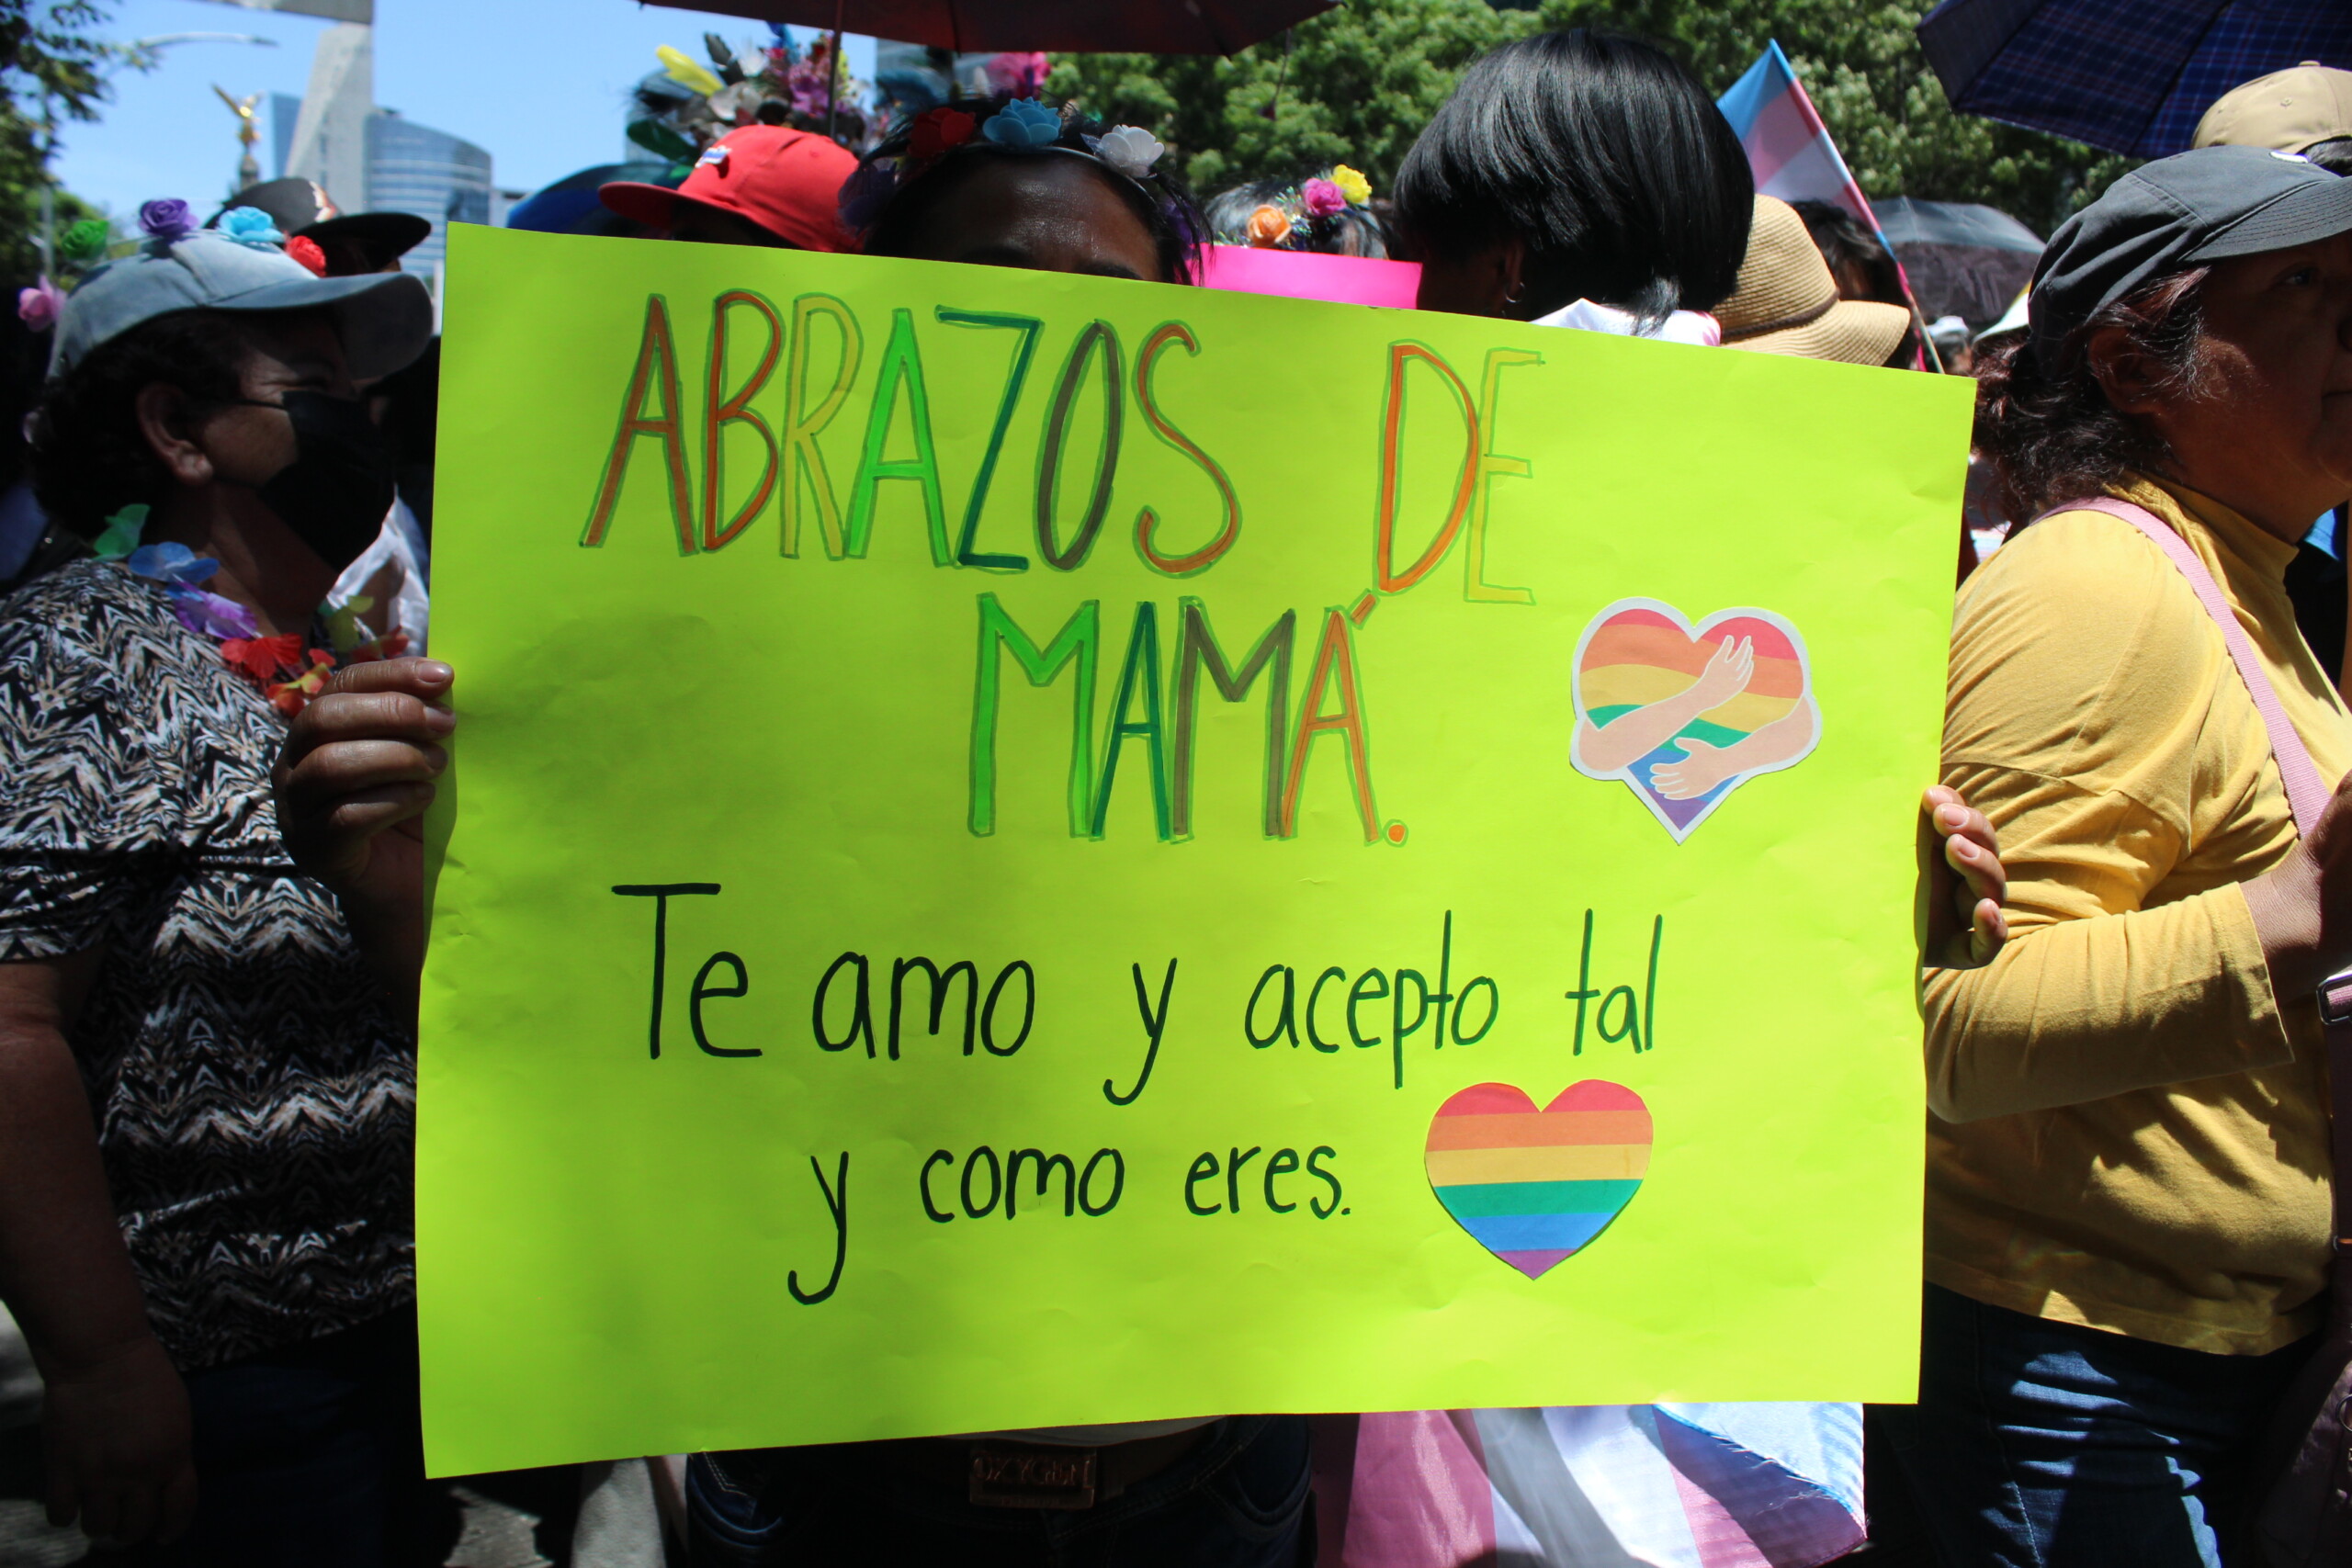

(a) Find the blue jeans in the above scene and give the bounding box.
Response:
[1877,1283,2311,1567]
[91,1307,435,1568]
[687,1416,1312,1566]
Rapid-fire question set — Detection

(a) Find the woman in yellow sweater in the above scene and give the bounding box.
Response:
[1888,146,2352,1564]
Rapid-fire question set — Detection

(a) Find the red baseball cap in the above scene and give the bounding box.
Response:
[600,126,859,252]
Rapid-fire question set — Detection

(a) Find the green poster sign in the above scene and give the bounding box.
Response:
[420,223,1970,1476]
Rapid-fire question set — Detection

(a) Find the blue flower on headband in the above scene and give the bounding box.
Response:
[981,98,1060,148]
[217,206,286,248]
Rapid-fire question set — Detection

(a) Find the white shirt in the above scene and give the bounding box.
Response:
[1532,298,1722,346]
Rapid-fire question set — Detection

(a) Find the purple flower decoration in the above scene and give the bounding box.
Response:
[16,276,62,333]
[169,589,259,641]
[120,536,254,637]
[838,160,898,232]
[138,198,194,243]
[786,58,833,118]
[1301,178,1346,219]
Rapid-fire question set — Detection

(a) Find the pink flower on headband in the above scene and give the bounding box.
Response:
[986,51,1050,96]
[137,198,194,242]
[17,276,62,333]
[1301,178,1346,219]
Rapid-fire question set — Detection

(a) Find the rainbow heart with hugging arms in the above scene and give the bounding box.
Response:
[1568,598,1819,841]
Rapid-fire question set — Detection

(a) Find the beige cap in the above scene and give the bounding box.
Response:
[2193,62,2352,154]
[1717,197,1911,366]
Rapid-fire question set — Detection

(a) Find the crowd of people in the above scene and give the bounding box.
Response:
[1,27,2349,1568]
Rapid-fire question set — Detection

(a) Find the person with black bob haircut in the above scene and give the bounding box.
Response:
[1394,29,1752,330]
[843,94,1207,287]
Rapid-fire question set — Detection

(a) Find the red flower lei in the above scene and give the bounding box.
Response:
[219,629,409,717]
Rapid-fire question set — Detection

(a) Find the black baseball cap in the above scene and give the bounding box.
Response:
[2030,143,2352,372]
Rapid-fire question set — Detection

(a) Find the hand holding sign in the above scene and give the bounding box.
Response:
[1923,785,2009,968]
[273,656,455,1001]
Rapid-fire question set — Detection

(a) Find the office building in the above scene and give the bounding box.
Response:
[364,109,492,274]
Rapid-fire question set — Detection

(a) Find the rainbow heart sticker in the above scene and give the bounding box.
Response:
[1569,599,1819,841]
[1425,1080,1653,1279]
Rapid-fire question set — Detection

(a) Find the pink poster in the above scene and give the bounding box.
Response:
[1198,245,1421,309]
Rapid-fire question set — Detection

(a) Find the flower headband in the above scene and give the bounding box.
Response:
[1240,165,1374,251]
[841,98,1172,233]
[18,195,326,330]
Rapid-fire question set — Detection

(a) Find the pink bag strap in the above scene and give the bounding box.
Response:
[2049,495,2352,1251]
[2054,497,2335,835]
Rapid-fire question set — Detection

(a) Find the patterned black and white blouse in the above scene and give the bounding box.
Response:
[0,559,413,1371]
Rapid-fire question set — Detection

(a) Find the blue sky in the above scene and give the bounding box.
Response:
[53,0,878,219]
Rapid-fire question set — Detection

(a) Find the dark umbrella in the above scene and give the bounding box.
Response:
[1917,0,2352,156]
[640,0,1335,53]
[1874,197,2043,328]
[506,163,684,237]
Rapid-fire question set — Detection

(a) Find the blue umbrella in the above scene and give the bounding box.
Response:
[1917,0,2352,156]
[504,162,684,237]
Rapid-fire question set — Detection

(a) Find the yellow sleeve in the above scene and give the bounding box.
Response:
[1922,769,2288,1121]
[1920,515,2295,1122]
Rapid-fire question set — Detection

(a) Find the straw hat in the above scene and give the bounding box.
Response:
[2194,62,2352,155]
[1717,197,1912,366]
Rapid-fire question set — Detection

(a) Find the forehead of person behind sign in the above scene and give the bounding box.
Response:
[843,96,1206,286]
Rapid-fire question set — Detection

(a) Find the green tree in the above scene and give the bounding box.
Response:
[1049,0,2128,235]
[1543,0,2130,233]
[0,1,120,286]
[1046,0,1544,195]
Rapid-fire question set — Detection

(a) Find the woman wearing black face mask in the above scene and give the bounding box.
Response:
[0,216,435,1560]
[229,385,404,577]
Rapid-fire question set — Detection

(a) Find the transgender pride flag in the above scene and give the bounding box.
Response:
[1716,40,1883,237]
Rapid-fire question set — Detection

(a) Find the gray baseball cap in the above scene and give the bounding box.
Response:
[50,227,433,380]
[2030,143,2352,373]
